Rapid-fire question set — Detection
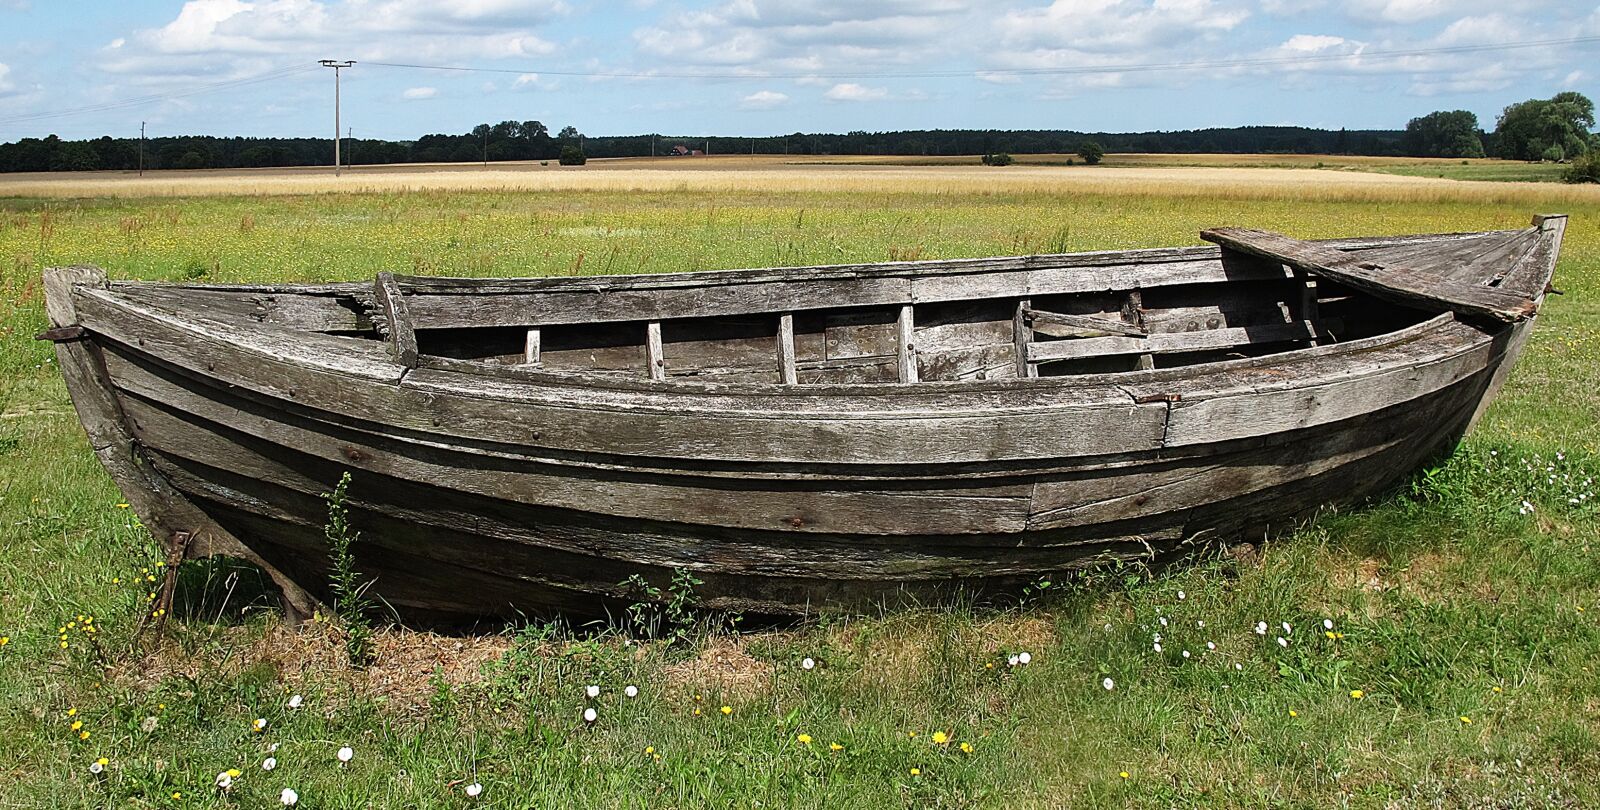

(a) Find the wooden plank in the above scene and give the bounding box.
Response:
[645,320,666,381]
[896,304,918,383]
[1299,275,1321,347]
[1028,320,1324,363]
[522,328,541,366]
[777,313,797,385]
[1023,307,1145,337]
[1202,227,1542,323]
[1013,299,1035,379]
[373,271,420,368]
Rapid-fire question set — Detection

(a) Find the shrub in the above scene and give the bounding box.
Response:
[1564,151,1600,184]
[558,146,587,166]
[981,153,1014,166]
[1077,140,1105,165]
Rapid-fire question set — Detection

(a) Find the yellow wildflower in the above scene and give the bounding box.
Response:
[1288,710,1298,718]
[644,746,654,755]
[829,743,844,752]
[1492,686,1502,694]
[80,730,91,740]
[116,503,129,509]
[796,733,812,745]
[0,636,9,646]
[909,767,921,776]
[960,742,974,754]
[1460,716,1471,725]
[1349,690,1365,700]
[96,757,109,766]
[1119,771,1130,779]
[720,705,732,716]
[692,707,701,717]
[71,721,83,731]
[931,731,949,745]
[67,708,77,717]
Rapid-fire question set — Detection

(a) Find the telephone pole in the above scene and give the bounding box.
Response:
[318,59,355,175]
[138,121,145,176]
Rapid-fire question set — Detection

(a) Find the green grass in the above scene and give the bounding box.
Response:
[1,178,1598,808]
[1364,162,1573,183]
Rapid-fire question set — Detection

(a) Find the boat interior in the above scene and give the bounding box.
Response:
[105,228,1543,386]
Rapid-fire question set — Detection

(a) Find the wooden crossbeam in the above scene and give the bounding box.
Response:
[646,321,666,381]
[777,313,798,385]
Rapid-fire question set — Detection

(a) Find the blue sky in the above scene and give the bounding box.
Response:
[0,0,1596,142]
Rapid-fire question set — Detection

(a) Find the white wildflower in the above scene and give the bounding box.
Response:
[1102,677,1115,691]
[216,772,234,790]
[1206,641,1216,651]
[1323,619,1333,631]
[801,657,815,670]
[1277,636,1288,648]
[1017,651,1032,665]
[624,685,639,698]
[1254,621,1268,635]
[263,757,277,771]
[585,685,600,699]
[337,747,354,764]
[465,783,483,798]
[287,694,303,709]
[1153,642,1163,653]
[583,707,598,723]
[280,787,299,806]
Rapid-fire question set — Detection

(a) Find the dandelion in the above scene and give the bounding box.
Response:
[172,793,182,800]
[585,685,600,699]
[909,767,921,776]
[67,708,77,717]
[0,636,9,647]
[1288,710,1298,718]
[931,731,949,745]
[1460,716,1472,724]
[720,705,732,716]
[1119,771,1130,779]
[280,787,299,806]
[830,742,844,752]
[960,742,974,754]
[1349,690,1364,700]
[465,783,483,798]
[797,733,813,745]
[624,685,639,698]
[71,721,83,731]
[287,694,303,709]
[337,746,354,763]
[692,707,701,717]
[263,757,277,771]
[644,746,655,755]
[801,657,816,670]
[1492,686,1503,694]
[583,707,598,723]
[253,718,268,733]
[1102,677,1115,691]
[79,730,91,740]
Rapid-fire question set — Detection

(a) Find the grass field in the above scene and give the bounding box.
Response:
[1,163,1598,808]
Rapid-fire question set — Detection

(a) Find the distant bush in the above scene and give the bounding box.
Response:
[981,153,1014,166]
[1565,151,1600,184]
[559,146,587,166]
[1077,140,1105,165]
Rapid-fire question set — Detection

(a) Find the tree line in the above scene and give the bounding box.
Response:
[1403,91,1597,161]
[0,91,1593,174]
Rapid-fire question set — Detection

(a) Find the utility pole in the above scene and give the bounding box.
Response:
[482,127,488,166]
[318,59,355,175]
[138,121,145,176]
[347,126,353,166]
[651,134,656,157]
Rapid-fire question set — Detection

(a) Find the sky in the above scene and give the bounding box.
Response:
[0,0,1596,142]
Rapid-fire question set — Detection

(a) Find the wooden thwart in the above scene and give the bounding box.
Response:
[1027,320,1327,363]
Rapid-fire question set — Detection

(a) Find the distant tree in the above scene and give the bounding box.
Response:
[1565,150,1600,184]
[558,125,580,141]
[1402,110,1485,157]
[1077,140,1104,165]
[981,153,1014,166]
[558,145,587,165]
[1495,92,1595,161]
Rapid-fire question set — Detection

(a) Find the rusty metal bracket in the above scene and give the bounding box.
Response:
[1134,393,1182,404]
[35,325,86,342]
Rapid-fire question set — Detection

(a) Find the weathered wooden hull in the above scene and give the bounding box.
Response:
[42,218,1565,621]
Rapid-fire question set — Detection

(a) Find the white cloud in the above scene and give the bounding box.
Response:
[401,86,436,99]
[1280,34,1349,52]
[1563,69,1586,87]
[0,62,12,94]
[823,82,888,101]
[739,89,789,109]
[512,72,557,90]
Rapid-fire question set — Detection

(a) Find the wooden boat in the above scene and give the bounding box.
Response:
[41,215,1567,623]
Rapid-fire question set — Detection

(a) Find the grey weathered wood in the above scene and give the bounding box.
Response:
[1028,320,1327,363]
[645,320,666,380]
[1024,307,1145,337]
[1202,227,1543,323]
[777,313,797,384]
[522,328,541,366]
[373,271,419,368]
[896,304,918,383]
[44,220,1564,620]
[1012,299,1035,378]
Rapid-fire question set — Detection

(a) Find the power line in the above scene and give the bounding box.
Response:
[363,35,1600,81]
[0,64,320,127]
